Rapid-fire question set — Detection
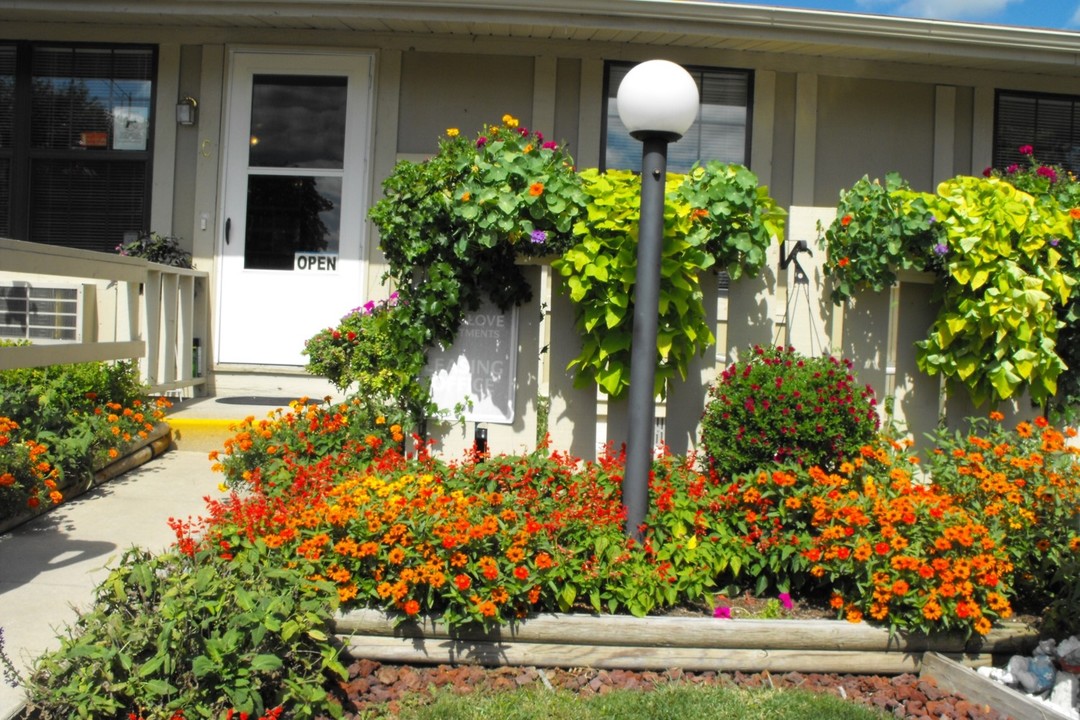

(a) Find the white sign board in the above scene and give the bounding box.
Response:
[425,301,518,424]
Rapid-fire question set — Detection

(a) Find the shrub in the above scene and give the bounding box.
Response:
[302,293,434,429]
[699,346,880,478]
[26,544,346,720]
[0,359,167,519]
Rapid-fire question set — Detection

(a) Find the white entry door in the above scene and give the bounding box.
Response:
[217,50,372,366]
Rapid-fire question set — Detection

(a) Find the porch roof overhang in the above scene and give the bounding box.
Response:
[3,0,1079,77]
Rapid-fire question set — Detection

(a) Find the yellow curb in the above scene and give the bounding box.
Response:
[167,417,243,453]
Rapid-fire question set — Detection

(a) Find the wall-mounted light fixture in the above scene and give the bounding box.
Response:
[175,96,198,126]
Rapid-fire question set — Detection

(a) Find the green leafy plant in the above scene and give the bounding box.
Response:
[553,164,784,398]
[822,149,1080,406]
[116,231,193,268]
[26,544,346,720]
[820,173,940,300]
[303,293,434,429]
[699,345,880,478]
[369,115,586,355]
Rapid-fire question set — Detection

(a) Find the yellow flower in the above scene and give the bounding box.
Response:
[502,114,519,128]
[446,128,459,138]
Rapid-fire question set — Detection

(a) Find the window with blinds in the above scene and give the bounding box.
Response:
[0,42,155,252]
[994,90,1080,173]
[603,62,752,174]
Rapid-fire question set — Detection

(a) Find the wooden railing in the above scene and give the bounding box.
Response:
[0,237,209,395]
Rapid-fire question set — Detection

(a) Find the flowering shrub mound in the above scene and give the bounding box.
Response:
[699,345,880,478]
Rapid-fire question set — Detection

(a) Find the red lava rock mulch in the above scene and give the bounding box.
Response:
[324,658,1013,719]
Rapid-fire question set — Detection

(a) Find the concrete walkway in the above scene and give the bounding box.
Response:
[0,392,296,719]
[0,448,221,718]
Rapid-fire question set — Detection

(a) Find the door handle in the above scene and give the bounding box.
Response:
[225,218,231,245]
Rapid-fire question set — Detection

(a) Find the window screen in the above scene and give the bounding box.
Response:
[603,63,751,174]
[994,90,1080,173]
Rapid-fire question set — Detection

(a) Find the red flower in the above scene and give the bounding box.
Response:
[1018,144,1034,156]
[840,214,853,227]
[838,257,850,268]
[454,574,472,591]
[403,599,421,615]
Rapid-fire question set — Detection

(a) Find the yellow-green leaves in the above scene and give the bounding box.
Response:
[554,164,783,399]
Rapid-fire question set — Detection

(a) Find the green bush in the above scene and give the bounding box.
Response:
[699,346,880,478]
[26,544,346,720]
[0,359,156,486]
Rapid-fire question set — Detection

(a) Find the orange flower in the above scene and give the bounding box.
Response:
[0,472,14,487]
[528,182,544,196]
[403,599,420,616]
[1070,207,1080,220]
[454,574,471,591]
[840,214,853,227]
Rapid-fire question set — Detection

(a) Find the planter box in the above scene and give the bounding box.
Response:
[0,422,173,535]
[334,609,1039,676]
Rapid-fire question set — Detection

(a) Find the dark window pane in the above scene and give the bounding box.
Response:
[995,91,1080,173]
[0,45,14,149]
[30,158,146,252]
[0,158,9,236]
[604,63,750,173]
[244,175,341,270]
[249,75,347,169]
[31,46,153,152]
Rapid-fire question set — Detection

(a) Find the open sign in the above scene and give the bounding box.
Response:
[294,253,339,272]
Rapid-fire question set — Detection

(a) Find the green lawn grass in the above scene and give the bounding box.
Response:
[363,683,889,720]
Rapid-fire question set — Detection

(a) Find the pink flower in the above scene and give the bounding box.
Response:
[1037,166,1059,183]
[714,606,732,619]
[982,167,993,177]
[542,141,559,150]
[779,592,793,610]
[1006,164,1020,174]
[1018,144,1034,156]
[476,136,488,148]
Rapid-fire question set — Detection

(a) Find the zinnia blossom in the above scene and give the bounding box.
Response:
[1070,208,1080,220]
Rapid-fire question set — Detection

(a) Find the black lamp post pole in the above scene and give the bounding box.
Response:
[623,134,669,540]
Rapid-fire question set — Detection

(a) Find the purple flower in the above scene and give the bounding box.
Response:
[713,606,732,619]
[779,592,793,610]
[933,243,949,256]
[476,136,488,148]
[530,229,548,244]
[927,215,937,224]
[1051,238,1060,247]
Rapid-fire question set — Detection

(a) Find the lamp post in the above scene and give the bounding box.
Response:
[616,60,700,540]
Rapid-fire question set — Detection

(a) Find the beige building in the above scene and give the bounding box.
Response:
[1,1,1078,457]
